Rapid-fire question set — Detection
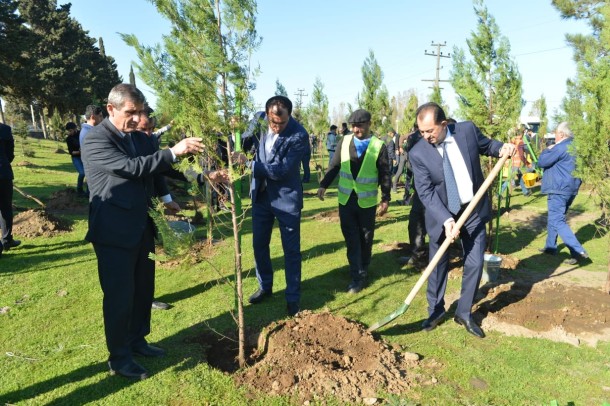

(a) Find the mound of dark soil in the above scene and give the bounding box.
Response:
[235,311,421,404]
[12,209,70,238]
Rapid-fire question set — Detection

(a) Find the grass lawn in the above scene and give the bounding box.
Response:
[1,138,609,405]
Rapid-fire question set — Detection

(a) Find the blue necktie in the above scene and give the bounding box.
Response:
[442,142,461,215]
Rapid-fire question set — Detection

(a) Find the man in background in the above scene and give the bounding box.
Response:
[317,109,391,294]
[0,122,20,257]
[538,122,589,265]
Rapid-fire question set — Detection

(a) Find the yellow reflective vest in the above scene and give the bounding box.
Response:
[337,134,383,208]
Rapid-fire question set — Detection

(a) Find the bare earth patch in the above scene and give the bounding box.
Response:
[12,209,70,238]
[310,209,340,222]
[477,280,610,346]
[231,311,424,404]
[45,188,88,214]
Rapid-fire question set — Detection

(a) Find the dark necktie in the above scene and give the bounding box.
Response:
[442,142,461,215]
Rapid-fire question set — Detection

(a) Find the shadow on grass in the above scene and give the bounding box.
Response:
[0,240,91,275]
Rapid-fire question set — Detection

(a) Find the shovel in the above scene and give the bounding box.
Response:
[368,153,510,332]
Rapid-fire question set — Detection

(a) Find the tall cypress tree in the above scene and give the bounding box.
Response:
[450,0,523,140]
[358,49,392,132]
[552,0,610,292]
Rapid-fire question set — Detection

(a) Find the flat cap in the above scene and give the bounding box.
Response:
[348,109,371,124]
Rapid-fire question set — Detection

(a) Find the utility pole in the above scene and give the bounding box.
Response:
[422,41,451,89]
[293,88,308,121]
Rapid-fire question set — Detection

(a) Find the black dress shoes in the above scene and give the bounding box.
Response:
[454,316,485,338]
[347,280,366,294]
[564,252,590,265]
[422,311,446,332]
[132,344,166,357]
[287,301,300,317]
[2,239,21,251]
[108,360,149,380]
[248,289,272,304]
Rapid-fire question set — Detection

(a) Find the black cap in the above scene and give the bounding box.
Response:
[348,109,371,124]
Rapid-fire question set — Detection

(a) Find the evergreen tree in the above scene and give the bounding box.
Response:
[129,65,136,86]
[397,92,419,135]
[0,0,33,102]
[450,0,523,140]
[358,49,392,132]
[123,0,261,364]
[274,79,288,97]
[14,0,120,115]
[306,77,328,137]
[552,0,610,292]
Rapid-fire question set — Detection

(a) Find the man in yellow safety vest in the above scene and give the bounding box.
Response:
[317,109,392,293]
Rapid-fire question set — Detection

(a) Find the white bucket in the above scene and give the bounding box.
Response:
[481,254,502,283]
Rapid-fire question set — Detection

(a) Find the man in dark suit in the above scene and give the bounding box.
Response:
[409,102,514,338]
[0,122,20,257]
[82,83,205,379]
[238,96,310,317]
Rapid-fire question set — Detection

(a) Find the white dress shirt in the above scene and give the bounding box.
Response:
[436,130,474,205]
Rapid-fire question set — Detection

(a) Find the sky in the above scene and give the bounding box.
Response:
[67,0,590,127]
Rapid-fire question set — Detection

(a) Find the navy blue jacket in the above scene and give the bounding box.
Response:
[538,138,581,195]
[243,116,310,214]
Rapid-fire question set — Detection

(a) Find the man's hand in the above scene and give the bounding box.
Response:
[206,169,230,184]
[317,187,326,201]
[499,143,517,157]
[444,219,460,241]
[170,137,204,157]
[232,151,248,165]
[377,201,389,216]
[164,200,181,215]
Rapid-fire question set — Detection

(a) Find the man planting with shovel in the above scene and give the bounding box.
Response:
[408,103,515,338]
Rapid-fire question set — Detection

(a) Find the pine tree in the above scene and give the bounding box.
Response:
[552,0,610,292]
[129,65,136,86]
[274,79,288,96]
[123,0,260,364]
[358,49,392,132]
[450,0,523,140]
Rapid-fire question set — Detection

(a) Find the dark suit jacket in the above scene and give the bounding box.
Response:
[409,121,503,241]
[0,123,14,180]
[82,119,175,249]
[243,116,310,214]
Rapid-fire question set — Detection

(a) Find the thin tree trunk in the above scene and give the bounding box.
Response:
[605,235,610,294]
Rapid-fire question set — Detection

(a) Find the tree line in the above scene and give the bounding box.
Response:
[0,0,120,126]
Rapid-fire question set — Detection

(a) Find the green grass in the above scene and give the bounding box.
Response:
[1,138,609,405]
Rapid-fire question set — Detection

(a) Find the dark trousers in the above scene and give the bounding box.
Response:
[426,209,485,320]
[392,154,407,190]
[339,194,376,283]
[408,191,426,256]
[0,178,14,245]
[252,190,302,303]
[93,221,155,368]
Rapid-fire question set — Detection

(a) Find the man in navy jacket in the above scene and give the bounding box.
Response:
[409,102,514,338]
[239,96,310,317]
[538,122,589,265]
